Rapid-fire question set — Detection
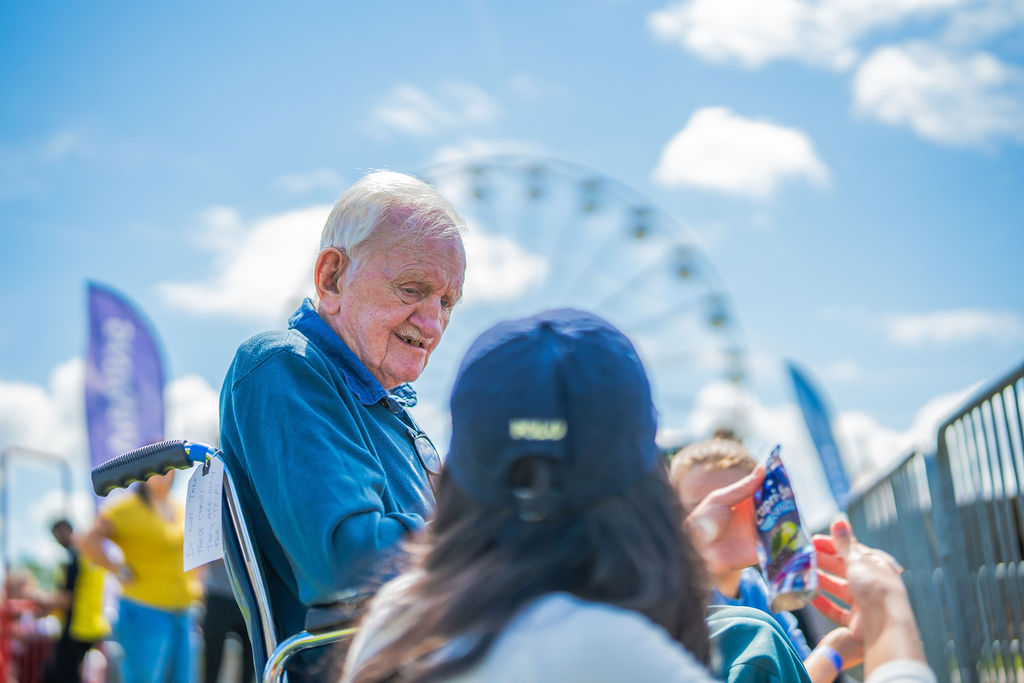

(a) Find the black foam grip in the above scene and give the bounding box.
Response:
[91,440,193,496]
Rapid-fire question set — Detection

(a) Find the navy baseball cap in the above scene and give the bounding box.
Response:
[446,309,661,516]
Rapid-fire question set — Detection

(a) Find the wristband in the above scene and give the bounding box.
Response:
[814,645,843,673]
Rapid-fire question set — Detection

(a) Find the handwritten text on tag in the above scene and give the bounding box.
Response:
[183,457,224,571]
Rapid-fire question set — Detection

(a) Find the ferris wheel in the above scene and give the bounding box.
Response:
[411,154,748,450]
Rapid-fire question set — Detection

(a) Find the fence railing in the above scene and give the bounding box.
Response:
[846,360,1024,683]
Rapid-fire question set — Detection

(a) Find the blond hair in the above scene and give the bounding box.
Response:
[668,438,757,490]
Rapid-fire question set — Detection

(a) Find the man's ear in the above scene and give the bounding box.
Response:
[314,247,350,314]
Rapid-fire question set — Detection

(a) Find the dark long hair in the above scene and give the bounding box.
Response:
[349,462,711,682]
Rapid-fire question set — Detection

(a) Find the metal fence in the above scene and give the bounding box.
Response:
[847,360,1024,683]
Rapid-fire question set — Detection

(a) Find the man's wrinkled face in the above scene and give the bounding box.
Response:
[330,228,466,389]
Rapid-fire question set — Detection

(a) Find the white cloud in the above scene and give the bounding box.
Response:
[647,0,1024,150]
[0,129,90,200]
[647,0,966,70]
[190,206,244,251]
[0,359,86,459]
[942,0,1024,45]
[273,168,346,196]
[158,190,551,326]
[681,380,841,528]
[0,359,220,466]
[834,410,907,479]
[371,82,500,137]
[505,73,565,101]
[884,309,1024,345]
[853,43,1024,145]
[158,205,328,323]
[652,107,829,199]
[837,382,977,484]
[165,374,220,447]
[460,222,550,306]
[903,383,979,451]
[427,138,546,166]
[649,0,828,68]
[42,129,88,161]
[0,380,57,448]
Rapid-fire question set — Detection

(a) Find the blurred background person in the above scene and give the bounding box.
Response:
[40,519,110,683]
[82,471,201,683]
[2,567,54,683]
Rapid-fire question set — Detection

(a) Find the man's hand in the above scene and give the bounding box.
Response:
[684,465,764,575]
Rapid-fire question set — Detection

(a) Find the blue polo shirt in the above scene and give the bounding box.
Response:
[219,299,437,639]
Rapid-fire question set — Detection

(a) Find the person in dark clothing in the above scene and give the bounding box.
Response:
[43,519,110,683]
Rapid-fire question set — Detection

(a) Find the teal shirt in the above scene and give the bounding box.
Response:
[708,605,812,683]
[712,567,812,659]
[219,299,437,639]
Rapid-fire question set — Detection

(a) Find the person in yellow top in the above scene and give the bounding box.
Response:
[42,519,111,683]
[82,470,202,683]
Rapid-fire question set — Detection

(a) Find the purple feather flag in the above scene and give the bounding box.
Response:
[85,282,166,473]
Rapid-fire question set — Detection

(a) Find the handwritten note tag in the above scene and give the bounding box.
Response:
[183,457,224,571]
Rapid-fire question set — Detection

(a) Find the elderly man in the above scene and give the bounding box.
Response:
[218,171,466,657]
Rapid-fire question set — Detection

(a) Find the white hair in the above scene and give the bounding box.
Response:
[320,170,465,263]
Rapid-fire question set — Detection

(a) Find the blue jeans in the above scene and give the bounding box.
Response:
[115,598,198,683]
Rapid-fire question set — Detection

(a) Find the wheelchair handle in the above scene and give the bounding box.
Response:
[91,439,217,496]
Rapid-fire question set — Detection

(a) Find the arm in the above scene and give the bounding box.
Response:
[812,517,931,681]
[734,569,856,683]
[79,516,133,583]
[222,349,426,604]
[36,556,76,611]
[803,627,863,683]
[34,590,71,612]
[688,472,866,683]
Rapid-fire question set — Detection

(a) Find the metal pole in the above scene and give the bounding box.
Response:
[0,446,76,578]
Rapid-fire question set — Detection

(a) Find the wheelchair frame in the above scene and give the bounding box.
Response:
[91,439,357,682]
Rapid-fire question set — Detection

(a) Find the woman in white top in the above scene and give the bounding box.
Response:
[345,309,718,682]
[343,309,935,683]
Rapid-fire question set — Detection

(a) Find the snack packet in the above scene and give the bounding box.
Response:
[753,445,817,611]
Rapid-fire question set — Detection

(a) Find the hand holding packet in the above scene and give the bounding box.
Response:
[753,445,818,611]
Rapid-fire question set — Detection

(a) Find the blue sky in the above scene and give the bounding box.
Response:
[2,0,1022,562]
